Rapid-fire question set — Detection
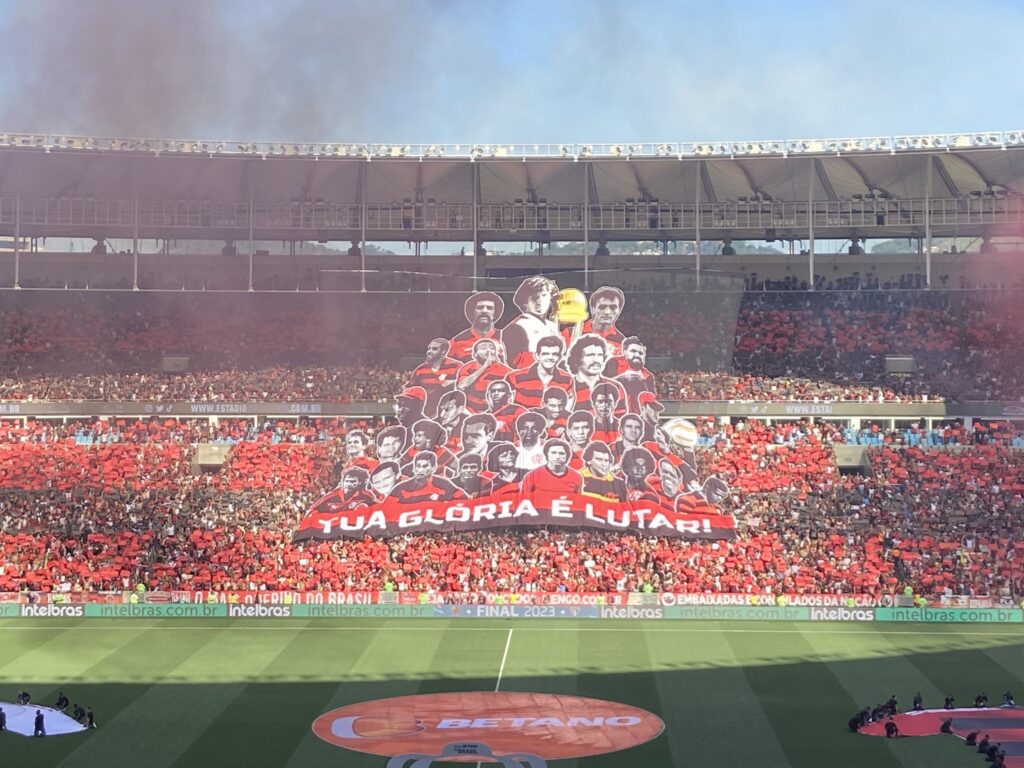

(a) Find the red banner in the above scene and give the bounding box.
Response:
[294,489,736,541]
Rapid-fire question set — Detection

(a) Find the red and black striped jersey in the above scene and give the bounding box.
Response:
[580,468,628,502]
[343,455,379,474]
[675,490,719,515]
[507,364,575,410]
[408,358,461,393]
[389,475,466,504]
[449,327,501,363]
[400,445,457,477]
[614,367,656,413]
[593,421,619,446]
[574,377,628,419]
[491,403,527,444]
[561,321,625,357]
[455,360,512,414]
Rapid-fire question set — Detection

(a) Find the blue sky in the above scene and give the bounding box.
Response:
[0,0,1021,143]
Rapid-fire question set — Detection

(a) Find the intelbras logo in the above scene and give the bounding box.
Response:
[598,606,664,620]
[20,604,84,618]
[227,604,292,618]
[809,606,874,622]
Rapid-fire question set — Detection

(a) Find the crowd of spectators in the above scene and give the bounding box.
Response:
[1,287,1022,403]
[0,416,1022,599]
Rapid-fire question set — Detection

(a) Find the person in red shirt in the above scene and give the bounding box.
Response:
[369,461,402,501]
[452,453,485,496]
[502,276,560,369]
[449,291,504,363]
[612,413,644,463]
[390,452,465,504]
[580,441,627,502]
[561,285,627,356]
[394,387,427,431]
[535,387,570,439]
[375,425,408,464]
[568,334,627,417]
[313,466,375,513]
[620,446,656,501]
[487,379,526,443]
[436,390,469,453]
[460,414,498,460]
[612,336,656,413]
[406,338,460,418]
[507,335,574,410]
[400,420,456,477]
[565,410,595,469]
[486,441,526,496]
[456,338,512,414]
[590,381,621,444]
[521,439,583,496]
[638,391,666,442]
[342,429,377,473]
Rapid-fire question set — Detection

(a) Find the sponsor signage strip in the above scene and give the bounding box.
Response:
[875,607,1023,623]
[2,401,1020,419]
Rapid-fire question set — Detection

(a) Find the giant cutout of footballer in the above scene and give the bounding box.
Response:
[301,279,733,542]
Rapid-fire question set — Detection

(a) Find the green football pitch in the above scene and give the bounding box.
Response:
[1,617,1023,767]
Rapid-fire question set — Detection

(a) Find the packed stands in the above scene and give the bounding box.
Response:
[1,416,1022,600]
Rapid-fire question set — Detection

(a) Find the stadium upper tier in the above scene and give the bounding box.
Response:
[0,130,1022,245]
[1,288,1021,403]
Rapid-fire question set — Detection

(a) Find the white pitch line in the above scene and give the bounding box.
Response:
[495,628,513,692]
[0,624,1021,637]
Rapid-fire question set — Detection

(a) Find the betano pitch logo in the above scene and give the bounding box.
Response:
[312,691,664,766]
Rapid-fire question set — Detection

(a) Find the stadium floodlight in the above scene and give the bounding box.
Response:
[656,143,674,156]
[470,145,485,159]
[972,133,1002,147]
[1005,131,1024,146]
[559,144,572,157]
[577,145,592,158]
[609,145,624,157]
[425,144,446,158]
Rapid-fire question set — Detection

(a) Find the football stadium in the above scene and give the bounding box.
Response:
[1,2,1024,767]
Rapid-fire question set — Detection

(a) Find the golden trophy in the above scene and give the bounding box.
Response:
[556,288,589,348]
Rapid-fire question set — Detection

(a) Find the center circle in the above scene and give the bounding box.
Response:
[312,691,664,761]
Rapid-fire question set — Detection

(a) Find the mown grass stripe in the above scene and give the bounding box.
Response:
[280,620,452,768]
[646,623,792,768]
[56,621,306,768]
[727,623,906,768]
[1,620,225,767]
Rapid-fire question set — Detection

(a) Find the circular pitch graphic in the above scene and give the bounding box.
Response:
[312,691,664,761]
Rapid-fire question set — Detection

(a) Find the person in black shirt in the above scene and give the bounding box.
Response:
[33,710,45,737]
[978,734,990,753]
[72,704,85,722]
[940,718,953,734]
[0,706,6,731]
[86,707,96,729]
[944,695,956,709]
[975,692,989,708]
[966,731,979,745]
[848,714,861,732]
[17,690,30,705]
[1002,691,1015,706]
[56,691,69,711]
[912,692,923,711]
[886,695,899,715]
[884,718,900,738]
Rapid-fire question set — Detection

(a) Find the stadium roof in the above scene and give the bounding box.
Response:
[1,128,1022,202]
[0,129,1021,242]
